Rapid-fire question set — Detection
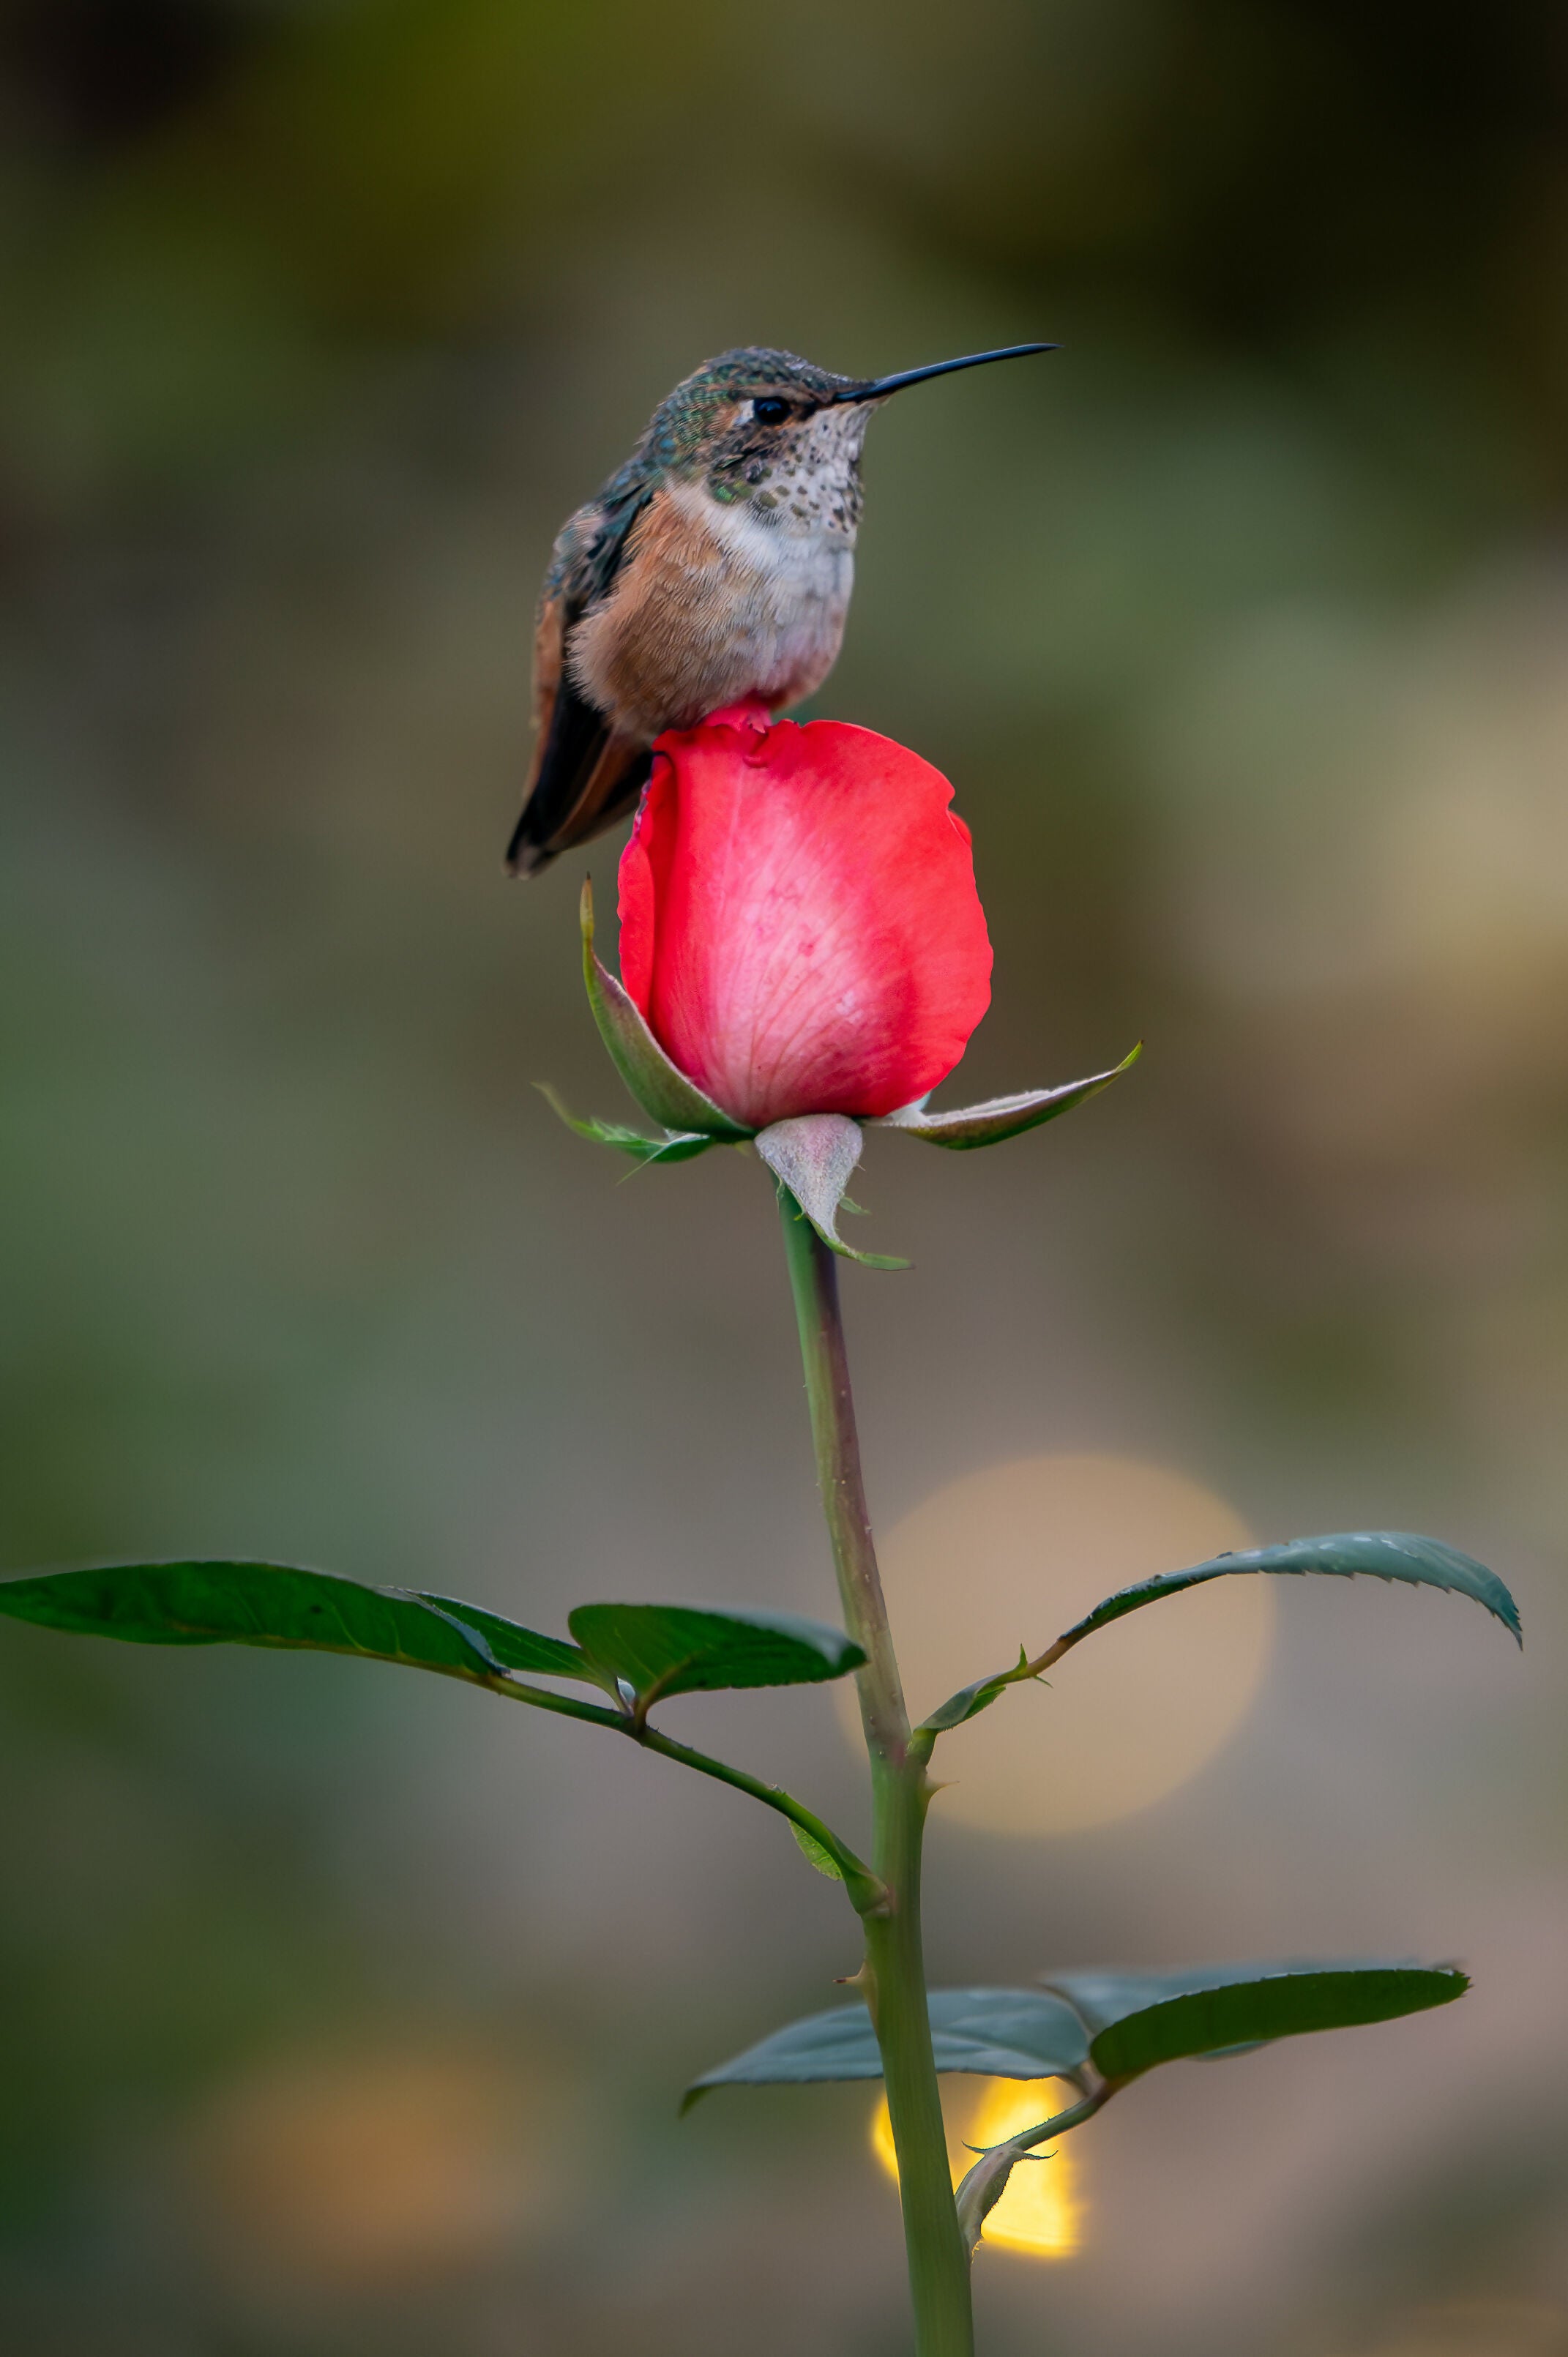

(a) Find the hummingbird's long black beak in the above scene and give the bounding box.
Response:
[833,343,1059,403]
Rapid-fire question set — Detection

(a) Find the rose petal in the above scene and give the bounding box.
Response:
[619,718,992,1129]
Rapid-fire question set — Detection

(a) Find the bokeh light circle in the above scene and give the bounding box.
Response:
[871,2077,1080,2258]
[844,1454,1272,1835]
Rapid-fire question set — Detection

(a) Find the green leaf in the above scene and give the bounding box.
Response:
[686,1964,1468,2113]
[580,879,750,1139]
[684,1987,1090,2109]
[1043,1960,1469,2083]
[412,1592,591,1681]
[0,1561,507,1686]
[567,1602,865,1708]
[758,1117,908,1270]
[790,1822,845,1879]
[1056,1531,1520,1652]
[0,1569,873,1730]
[922,1530,1520,1734]
[535,1085,719,1165]
[880,1045,1140,1148]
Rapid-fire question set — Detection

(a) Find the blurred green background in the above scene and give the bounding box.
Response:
[3,2,1567,2351]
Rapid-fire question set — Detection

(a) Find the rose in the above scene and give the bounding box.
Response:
[616,709,993,1129]
[554,704,1135,1263]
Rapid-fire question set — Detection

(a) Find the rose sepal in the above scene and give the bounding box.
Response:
[580,878,752,1140]
[535,1086,721,1165]
[755,1116,910,1271]
[880,1043,1141,1148]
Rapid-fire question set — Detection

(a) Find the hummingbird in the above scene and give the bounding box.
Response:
[504,340,1056,875]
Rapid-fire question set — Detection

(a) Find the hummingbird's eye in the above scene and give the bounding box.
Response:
[753,397,792,426]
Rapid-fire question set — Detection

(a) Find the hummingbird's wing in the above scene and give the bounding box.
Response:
[505,483,656,876]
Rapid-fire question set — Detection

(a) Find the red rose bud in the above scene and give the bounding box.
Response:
[544,708,1135,1263]
[617,713,993,1130]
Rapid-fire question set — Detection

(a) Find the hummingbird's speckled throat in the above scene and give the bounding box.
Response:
[505,340,1056,875]
[706,399,874,539]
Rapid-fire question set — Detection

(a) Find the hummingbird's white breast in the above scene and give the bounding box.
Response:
[697,486,856,710]
[567,451,863,739]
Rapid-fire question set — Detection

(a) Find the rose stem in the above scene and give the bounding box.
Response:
[779,1189,975,2357]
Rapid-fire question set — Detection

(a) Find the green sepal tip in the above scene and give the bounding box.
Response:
[535,1084,719,1165]
[881,1043,1141,1149]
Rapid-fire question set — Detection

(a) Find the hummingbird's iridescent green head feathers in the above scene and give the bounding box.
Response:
[641,348,870,527]
[641,350,852,463]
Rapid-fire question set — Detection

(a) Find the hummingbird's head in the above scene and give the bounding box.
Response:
[649,348,871,533]
[645,343,1057,534]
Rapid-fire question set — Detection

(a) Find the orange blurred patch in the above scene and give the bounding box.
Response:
[190,2045,564,2288]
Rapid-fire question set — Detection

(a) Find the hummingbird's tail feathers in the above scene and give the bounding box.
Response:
[506,684,652,875]
[507,664,604,872]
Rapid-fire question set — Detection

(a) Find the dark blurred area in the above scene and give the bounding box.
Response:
[3,2,1568,2351]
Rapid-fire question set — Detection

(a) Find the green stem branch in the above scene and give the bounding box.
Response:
[780,1188,975,2357]
[630,1719,884,1912]
[490,1669,881,1906]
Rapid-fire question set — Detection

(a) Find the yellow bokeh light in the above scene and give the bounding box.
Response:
[843,1454,1271,1835]
[871,2078,1081,2258]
